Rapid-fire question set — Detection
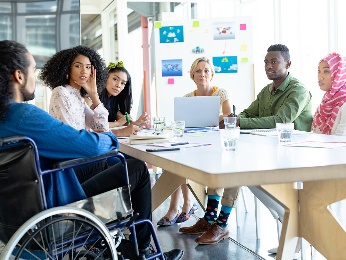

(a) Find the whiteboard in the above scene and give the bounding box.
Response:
[153,17,254,123]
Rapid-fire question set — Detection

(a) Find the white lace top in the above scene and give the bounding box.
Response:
[49,85,109,131]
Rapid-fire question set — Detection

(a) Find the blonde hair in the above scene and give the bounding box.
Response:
[190,57,215,81]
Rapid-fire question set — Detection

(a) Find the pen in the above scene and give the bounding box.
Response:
[233,105,236,116]
[125,112,130,125]
[171,142,189,146]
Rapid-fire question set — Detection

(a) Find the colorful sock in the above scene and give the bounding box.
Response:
[216,205,233,228]
[204,195,221,224]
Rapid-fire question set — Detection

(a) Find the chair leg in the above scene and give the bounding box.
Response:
[235,187,250,227]
[241,187,249,213]
[235,205,239,227]
[255,197,261,239]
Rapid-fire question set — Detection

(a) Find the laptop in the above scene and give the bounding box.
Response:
[174,96,220,127]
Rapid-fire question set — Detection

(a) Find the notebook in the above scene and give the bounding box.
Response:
[174,96,220,127]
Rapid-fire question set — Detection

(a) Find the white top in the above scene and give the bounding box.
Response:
[49,85,109,131]
[313,102,346,136]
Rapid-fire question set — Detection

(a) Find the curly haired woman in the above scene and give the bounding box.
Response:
[40,45,110,132]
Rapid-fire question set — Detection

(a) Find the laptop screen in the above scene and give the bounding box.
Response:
[174,96,220,127]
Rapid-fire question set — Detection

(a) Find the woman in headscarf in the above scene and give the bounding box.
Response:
[312,52,346,135]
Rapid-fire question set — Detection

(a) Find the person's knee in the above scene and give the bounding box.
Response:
[127,158,150,180]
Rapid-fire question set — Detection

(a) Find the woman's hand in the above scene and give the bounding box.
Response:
[134,112,150,127]
[75,66,101,109]
[75,65,97,95]
[112,124,140,137]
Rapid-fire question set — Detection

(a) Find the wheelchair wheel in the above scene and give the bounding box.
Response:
[1,206,117,260]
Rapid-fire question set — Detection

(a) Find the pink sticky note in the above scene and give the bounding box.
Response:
[240,24,247,30]
[168,78,174,84]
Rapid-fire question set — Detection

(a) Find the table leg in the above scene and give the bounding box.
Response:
[261,184,299,260]
[299,179,346,259]
[151,170,207,212]
[151,170,186,211]
[187,181,206,211]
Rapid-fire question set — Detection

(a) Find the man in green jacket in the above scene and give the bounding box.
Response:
[238,44,313,131]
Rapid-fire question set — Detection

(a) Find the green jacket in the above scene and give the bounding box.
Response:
[239,73,313,131]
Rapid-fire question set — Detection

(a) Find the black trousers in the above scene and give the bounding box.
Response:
[74,158,152,250]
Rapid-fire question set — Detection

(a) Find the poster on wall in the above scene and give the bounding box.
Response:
[213,56,238,73]
[159,26,184,43]
[213,22,236,40]
[161,59,183,77]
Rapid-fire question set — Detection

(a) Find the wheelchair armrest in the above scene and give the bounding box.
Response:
[54,149,120,169]
[0,135,28,146]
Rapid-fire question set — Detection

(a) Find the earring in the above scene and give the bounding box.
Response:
[66,74,69,79]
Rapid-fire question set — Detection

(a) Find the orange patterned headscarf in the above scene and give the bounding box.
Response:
[312,53,346,134]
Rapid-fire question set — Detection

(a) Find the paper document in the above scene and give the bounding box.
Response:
[129,131,169,144]
[147,142,212,148]
[282,141,346,149]
[240,129,312,136]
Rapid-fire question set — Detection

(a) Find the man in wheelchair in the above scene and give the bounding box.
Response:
[0,40,183,260]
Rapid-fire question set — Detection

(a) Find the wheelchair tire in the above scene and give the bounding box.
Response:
[1,206,117,260]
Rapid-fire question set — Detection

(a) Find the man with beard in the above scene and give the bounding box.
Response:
[0,40,183,260]
[236,44,313,131]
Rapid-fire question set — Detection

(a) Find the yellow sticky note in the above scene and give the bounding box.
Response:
[192,20,200,27]
[240,44,248,51]
[155,21,162,28]
[241,58,249,63]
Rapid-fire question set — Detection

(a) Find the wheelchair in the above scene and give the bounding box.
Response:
[0,135,164,259]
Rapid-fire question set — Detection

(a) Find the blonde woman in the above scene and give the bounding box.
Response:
[158,57,233,227]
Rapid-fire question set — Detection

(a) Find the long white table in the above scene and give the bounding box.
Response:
[119,130,346,260]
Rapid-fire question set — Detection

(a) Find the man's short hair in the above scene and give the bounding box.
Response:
[267,44,290,61]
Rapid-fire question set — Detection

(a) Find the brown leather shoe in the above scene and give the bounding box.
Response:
[178,218,212,234]
[195,224,229,244]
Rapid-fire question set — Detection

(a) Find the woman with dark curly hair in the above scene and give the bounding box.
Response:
[40,45,110,132]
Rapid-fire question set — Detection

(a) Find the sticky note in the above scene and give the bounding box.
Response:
[192,21,200,27]
[155,21,162,28]
[240,24,246,30]
[241,58,249,63]
[240,44,247,51]
[168,78,174,84]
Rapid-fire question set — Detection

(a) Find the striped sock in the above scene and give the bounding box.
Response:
[204,195,221,224]
[216,205,233,228]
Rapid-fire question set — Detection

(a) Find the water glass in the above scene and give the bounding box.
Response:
[220,126,240,151]
[153,117,165,134]
[276,123,294,143]
[172,120,185,137]
[223,116,238,128]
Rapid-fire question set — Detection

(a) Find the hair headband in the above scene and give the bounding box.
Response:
[108,61,124,70]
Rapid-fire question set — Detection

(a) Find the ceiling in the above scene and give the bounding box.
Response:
[80,1,180,33]
[80,0,114,32]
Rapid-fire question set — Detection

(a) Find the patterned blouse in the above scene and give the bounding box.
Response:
[184,86,230,112]
[49,85,109,131]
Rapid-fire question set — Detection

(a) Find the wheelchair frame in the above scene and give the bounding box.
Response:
[0,135,163,260]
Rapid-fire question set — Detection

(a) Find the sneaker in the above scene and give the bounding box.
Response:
[176,203,198,223]
[178,218,213,234]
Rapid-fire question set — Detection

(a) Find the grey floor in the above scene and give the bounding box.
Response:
[149,170,329,260]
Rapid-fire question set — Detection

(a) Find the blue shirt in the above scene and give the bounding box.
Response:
[0,102,120,207]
